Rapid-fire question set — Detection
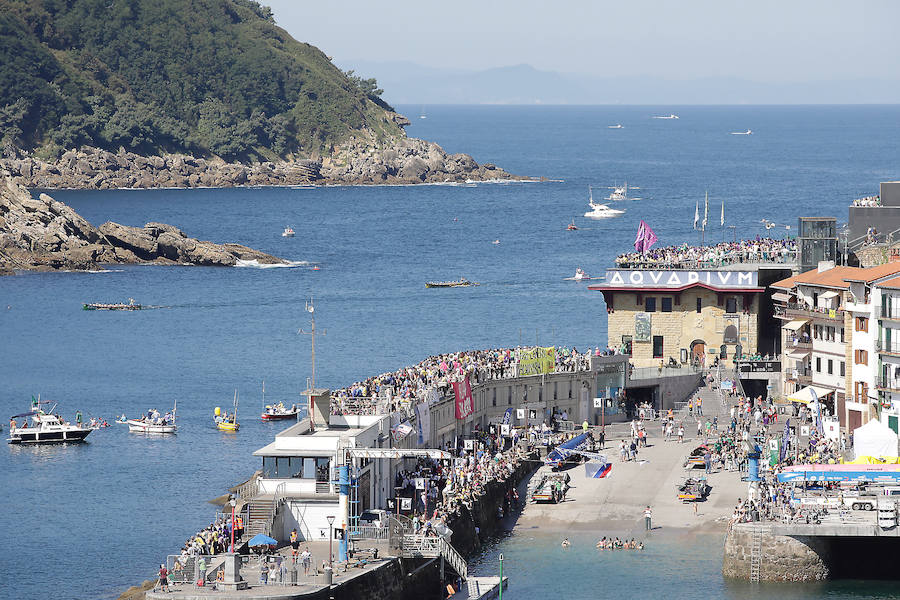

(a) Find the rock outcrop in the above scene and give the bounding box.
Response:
[0,134,526,190]
[0,175,285,274]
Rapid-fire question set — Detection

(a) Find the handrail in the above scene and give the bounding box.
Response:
[267,482,287,537]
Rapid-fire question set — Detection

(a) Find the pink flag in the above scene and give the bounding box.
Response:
[634,220,658,254]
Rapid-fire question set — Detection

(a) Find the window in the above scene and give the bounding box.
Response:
[855,381,869,403]
[840,361,845,377]
[857,317,869,332]
[645,297,656,312]
[855,349,869,365]
[825,326,835,342]
[652,335,664,358]
[696,297,702,313]
[492,388,496,407]
[553,382,558,400]
[725,298,737,314]
[816,357,822,372]
[840,327,845,343]
[661,297,673,312]
[827,359,833,375]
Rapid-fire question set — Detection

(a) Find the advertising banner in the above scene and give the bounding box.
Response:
[453,377,474,419]
[517,347,556,376]
[415,401,431,444]
[634,313,651,342]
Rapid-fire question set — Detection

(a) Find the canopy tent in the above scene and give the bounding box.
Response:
[853,419,899,459]
[771,292,792,303]
[785,350,811,359]
[788,386,832,405]
[819,290,840,300]
[783,319,809,331]
[247,534,278,547]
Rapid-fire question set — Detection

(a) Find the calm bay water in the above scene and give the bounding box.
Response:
[2,105,900,599]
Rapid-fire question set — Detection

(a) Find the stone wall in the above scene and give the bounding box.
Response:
[332,557,441,600]
[722,524,830,581]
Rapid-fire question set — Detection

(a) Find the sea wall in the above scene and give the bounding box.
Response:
[722,524,830,581]
[332,557,441,600]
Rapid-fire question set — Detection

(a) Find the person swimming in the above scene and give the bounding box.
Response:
[561,538,570,548]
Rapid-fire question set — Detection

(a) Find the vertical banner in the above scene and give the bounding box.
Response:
[453,377,474,419]
[415,401,431,445]
[780,418,790,463]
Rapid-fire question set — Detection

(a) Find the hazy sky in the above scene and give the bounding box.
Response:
[265,0,899,81]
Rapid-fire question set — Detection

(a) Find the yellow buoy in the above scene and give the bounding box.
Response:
[214,406,221,416]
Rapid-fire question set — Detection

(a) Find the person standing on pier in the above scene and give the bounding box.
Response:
[644,506,652,530]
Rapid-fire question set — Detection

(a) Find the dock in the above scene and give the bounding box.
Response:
[449,576,508,600]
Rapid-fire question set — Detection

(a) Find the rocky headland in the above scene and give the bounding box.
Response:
[0,134,522,190]
[0,175,285,275]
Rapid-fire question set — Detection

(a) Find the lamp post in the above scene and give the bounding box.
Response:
[229,498,236,553]
[498,553,504,600]
[326,515,335,573]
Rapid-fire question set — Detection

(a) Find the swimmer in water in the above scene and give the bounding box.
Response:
[561,538,570,548]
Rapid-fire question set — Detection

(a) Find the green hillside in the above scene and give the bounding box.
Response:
[0,0,401,160]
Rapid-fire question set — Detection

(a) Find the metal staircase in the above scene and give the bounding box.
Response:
[245,497,274,537]
[401,535,468,580]
[749,525,763,582]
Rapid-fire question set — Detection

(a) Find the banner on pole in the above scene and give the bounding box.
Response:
[416,401,431,444]
[453,377,474,419]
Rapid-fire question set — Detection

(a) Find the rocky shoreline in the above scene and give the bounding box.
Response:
[0,175,286,274]
[0,136,526,190]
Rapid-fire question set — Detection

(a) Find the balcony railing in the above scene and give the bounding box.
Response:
[877,377,900,393]
[775,302,843,320]
[881,307,900,321]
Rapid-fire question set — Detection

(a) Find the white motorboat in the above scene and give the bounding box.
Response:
[583,186,624,219]
[730,129,752,135]
[652,114,679,119]
[608,124,623,129]
[118,406,177,434]
[8,401,93,444]
[564,268,593,281]
[282,227,295,237]
[606,182,641,202]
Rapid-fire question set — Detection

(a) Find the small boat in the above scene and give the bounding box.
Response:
[564,268,592,281]
[312,265,321,271]
[608,124,623,129]
[607,182,641,202]
[567,220,578,231]
[282,227,295,237]
[426,278,480,288]
[492,239,500,245]
[730,129,752,135]
[118,404,177,434]
[583,186,624,219]
[652,114,679,119]
[8,400,93,444]
[677,476,711,502]
[215,390,240,432]
[261,402,300,421]
[83,298,141,311]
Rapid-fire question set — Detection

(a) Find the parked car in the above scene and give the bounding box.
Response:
[359,509,389,527]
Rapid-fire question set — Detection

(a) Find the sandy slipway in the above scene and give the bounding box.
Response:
[0,135,527,190]
[0,174,286,275]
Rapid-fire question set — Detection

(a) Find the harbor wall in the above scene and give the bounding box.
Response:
[722,524,830,581]
[332,557,441,600]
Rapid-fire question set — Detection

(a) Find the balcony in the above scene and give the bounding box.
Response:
[774,302,843,321]
[877,377,900,393]
[785,367,813,385]
[876,340,900,356]
[881,307,900,322]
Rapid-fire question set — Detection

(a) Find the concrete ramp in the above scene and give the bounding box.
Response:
[449,576,508,600]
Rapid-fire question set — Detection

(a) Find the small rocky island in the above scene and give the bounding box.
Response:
[0,175,285,275]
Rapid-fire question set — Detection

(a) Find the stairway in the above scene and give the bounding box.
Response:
[245,497,274,537]
[401,535,468,580]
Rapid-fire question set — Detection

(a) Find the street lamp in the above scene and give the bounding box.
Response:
[326,515,335,573]
[229,498,237,553]
[498,553,504,600]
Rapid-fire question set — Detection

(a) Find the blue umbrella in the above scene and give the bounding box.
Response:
[247,534,278,547]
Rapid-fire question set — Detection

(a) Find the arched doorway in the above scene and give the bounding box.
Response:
[690,340,706,366]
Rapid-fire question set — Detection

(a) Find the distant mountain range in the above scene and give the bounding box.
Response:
[340,61,900,105]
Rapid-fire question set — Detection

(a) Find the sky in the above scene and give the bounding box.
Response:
[265,0,900,82]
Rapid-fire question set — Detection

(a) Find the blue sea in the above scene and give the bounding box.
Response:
[2,105,900,600]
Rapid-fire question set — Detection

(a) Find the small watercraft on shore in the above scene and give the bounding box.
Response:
[8,400,93,444]
[261,402,299,421]
[426,278,480,288]
[83,298,141,311]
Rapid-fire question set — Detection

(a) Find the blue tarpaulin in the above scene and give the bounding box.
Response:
[247,534,278,547]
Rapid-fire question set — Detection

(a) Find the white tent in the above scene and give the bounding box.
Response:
[853,419,900,459]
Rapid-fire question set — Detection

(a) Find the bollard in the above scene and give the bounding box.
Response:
[290,566,298,585]
[324,566,333,586]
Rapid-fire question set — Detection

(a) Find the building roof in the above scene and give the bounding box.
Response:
[770,263,900,291]
[877,274,900,290]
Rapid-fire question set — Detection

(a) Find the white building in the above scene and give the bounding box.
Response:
[871,276,900,434]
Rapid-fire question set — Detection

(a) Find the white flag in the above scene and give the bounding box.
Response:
[702,191,709,230]
[720,198,725,227]
[693,199,699,230]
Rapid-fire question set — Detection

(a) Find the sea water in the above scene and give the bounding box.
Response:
[2,105,900,599]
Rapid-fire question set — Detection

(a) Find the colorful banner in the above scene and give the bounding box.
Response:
[780,417,790,463]
[634,220,658,254]
[453,377,474,419]
[391,420,413,441]
[415,401,431,444]
[517,347,556,377]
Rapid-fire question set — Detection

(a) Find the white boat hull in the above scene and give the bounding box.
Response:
[121,419,176,434]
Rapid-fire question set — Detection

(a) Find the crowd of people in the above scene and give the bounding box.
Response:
[615,237,797,269]
[595,537,644,550]
[854,195,881,207]
[329,346,595,416]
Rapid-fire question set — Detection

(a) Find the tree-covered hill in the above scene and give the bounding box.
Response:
[0,0,403,161]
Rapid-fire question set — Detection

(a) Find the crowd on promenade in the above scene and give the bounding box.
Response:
[614,237,797,269]
[854,195,881,207]
[329,346,599,416]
